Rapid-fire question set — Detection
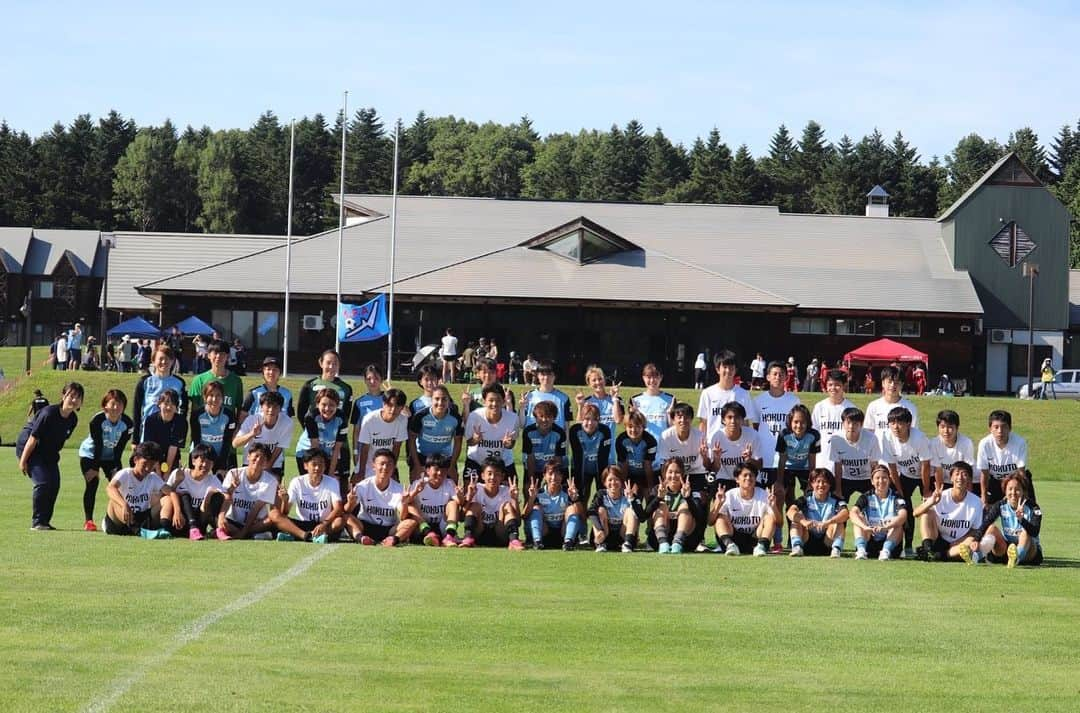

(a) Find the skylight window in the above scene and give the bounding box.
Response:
[522,217,641,265]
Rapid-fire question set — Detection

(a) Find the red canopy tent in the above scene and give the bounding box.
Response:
[843,338,928,367]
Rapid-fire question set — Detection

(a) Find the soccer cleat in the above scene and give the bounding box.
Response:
[915,545,930,561]
[830,547,842,559]
[533,541,544,551]
[1007,543,1018,569]
[595,543,607,553]
[724,543,740,556]
[789,544,804,557]
[155,529,173,540]
[769,543,784,555]
[957,542,974,566]
[695,543,709,553]
[313,534,329,544]
[753,543,767,557]
[902,547,915,560]
[878,549,891,561]
[84,519,98,532]
[508,538,525,551]
[670,542,684,554]
[458,536,476,548]
[252,532,273,540]
[381,536,397,548]
[621,542,633,553]
[359,535,376,546]
[276,532,296,542]
[139,527,157,539]
[658,542,671,554]
[189,527,205,541]
[31,523,56,531]
[855,548,868,560]
[562,540,575,551]
[422,532,441,547]
[441,534,459,547]
[214,527,232,541]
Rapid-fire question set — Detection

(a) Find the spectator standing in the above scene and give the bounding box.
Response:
[508,351,523,384]
[522,353,539,385]
[750,353,766,390]
[67,324,83,370]
[693,352,707,390]
[54,332,69,371]
[804,358,820,392]
[440,328,459,383]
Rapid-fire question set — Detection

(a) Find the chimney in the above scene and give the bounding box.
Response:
[865,185,889,217]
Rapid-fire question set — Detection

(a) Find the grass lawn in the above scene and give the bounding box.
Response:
[2,347,1079,711]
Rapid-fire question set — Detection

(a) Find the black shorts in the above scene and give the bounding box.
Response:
[477,525,508,547]
[803,532,832,556]
[540,527,565,548]
[731,531,758,554]
[841,478,872,501]
[865,537,889,558]
[757,468,777,489]
[646,522,703,551]
[103,510,154,535]
[288,518,319,533]
[357,521,393,541]
[443,354,459,363]
[785,469,810,494]
[80,457,120,477]
[409,521,447,543]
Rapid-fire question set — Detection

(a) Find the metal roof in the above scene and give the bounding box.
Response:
[867,185,889,198]
[1070,270,1080,328]
[25,229,103,276]
[139,196,983,315]
[0,227,31,272]
[936,151,1048,222]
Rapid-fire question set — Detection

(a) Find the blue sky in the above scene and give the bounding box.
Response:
[3,1,1079,159]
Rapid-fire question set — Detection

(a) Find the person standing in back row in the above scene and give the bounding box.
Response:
[441,328,459,383]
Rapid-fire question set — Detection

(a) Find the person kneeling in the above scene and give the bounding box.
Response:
[588,466,644,553]
[459,458,524,550]
[523,460,584,551]
[216,444,278,541]
[976,472,1043,568]
[271,450,344,543]
[161,443,225,540]
[104,441,172,538]
[848,464,906,560]
[787,468,849,558]
[344,449,416,547]
[644,459,702,554]
[713,462,778,557]
[913,462,983,564]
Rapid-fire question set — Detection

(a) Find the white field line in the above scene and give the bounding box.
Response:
[83,545,336,713]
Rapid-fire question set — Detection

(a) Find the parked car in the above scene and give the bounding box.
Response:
[1017,369,1080,399]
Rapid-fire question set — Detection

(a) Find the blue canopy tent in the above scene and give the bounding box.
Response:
[171,315,215,336]
[105,316,161,339]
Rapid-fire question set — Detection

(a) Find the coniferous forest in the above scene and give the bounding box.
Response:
[1,109,1078,266]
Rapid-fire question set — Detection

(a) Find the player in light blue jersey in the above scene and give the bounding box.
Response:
[588,466,645,552]
[976,473,1043,567]
[78,389,135,530]
[614,410,657,493]
[409,364,460,417]
[351,364,386,463]
[630,363,676,442]
[407,385,464,481]
[521,400,567,483]
[775,404,820,499]
[295,388,348,479]
[576,365,623,464]
[786,468,849,557]
[519,361,572,431]
[523,460,584,550]
[240,356,294,421]
[849,464,907,560]
[568,403,612,505]
[131,344,188,444]
[188,381,238,476]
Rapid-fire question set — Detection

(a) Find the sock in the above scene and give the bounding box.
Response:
[720,535,736,550]
[978,535,994,555]
[464,514,478,537]
[831,536,844,551]
[672,531,687,547]
[565,514,582,543]
[419,521,431,535]
[883,540,898,555]
[445,524,458,537]
[505,518,520,542]
[304,532,313,542]
[625,533,638,549]
[757,537,770,550]
[1017,545,1029,561]
[655,525,669,545]
[773,524,783,546]
[790,534,804,548]
[528,509,543,543]
[855,536,867,550]
[159,517,171,531]
[83,477,99,520]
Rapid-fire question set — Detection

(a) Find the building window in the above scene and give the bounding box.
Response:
[790,317,829,335]
[879,319,921,338]
[256,311,280,350]
[989,221,1036,268]
[36,280,54,299]
[836,318,875,336]
[211,309,231,339]
[232,311,254,347]
[1009,344,1051,376]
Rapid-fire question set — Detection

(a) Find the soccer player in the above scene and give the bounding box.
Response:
[407,454,463,546]
[161,444,225,540]
[775,404,820,499]
[811,369,855,468]
[240,355,295,422]
[879,406,932,556]
[849,464,907,560]
[463,383,518,484]
[233,391,293,478]
[576,365,623,463]
[77,389,134,531]
[189,381,238,476]
[705,402,763,492]
[864,366,919,434]
[271,450,344,543]
[297,349,354,474]
[975,473,1043,567]
[188,339,244,413]
[17,382,83,530]
[350,364,386,451]
[630,363,676,442]
[137,389,187,473]
[614,410,657,494]
[521,400,567,484]
[976,410,1031,505]
[343,449,415,546]
[645,458,703,554]
[518,361,572,430]
[523,460,584,550]
[913,462,984,563]
[407,384,463,482]
[355,388,408,481]
[459,458,524,550]
[588,466,644,552]
[786,468,849,558]
[655,402,709,498]
[132,344,189,444]
[568,402,613,504]
[698,350,759,440]
[929,410,975,489]
[409,364,452,416]
[216,444,279,540]
[295,388,348,482]
[829,407,881,502]
[712,462,778,557]
[103,441,172,537]
[462,357,517,413]
[755,361,801,491]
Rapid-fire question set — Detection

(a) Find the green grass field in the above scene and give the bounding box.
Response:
[2,348,1079,711]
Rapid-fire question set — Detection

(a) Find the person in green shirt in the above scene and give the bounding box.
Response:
[188,339,244,413]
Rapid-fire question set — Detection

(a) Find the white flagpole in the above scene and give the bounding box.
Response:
[283,119,295,376]
[335,90,348,353]
[386,120,400,379]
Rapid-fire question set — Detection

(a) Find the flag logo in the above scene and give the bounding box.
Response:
[338,294,390,342]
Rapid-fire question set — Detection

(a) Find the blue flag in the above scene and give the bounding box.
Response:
[338,294,390,342]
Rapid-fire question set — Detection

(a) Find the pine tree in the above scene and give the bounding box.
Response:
[760,124,797,212]
[0,122,36,225]
[1006,127,1049,182]
[671,128,731,203]
[794,121,831,212]
[722,144,767,205]
[522,132,580,200]
[196,130,242,233]
[812,135,862,215]
[112,121,181,231]
[240,111,288,234]
[639,128,689,202]
[622,120,649,200]
[938,133,1006,213]
[346,107,392,194]
[93,111,136,230]
[292,114,333,234]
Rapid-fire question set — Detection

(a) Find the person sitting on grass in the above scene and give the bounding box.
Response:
[849,464,907,561]
[161,444,225,540]
[588,466,644,553]
[406,453,464,547]
[913,462,984,564]
[645,458,702,554]
[523,460,584,551]
[216,444,278,541]
[522,400,567,485]
[271,450,343,543]
[975,472,1043,568]
[103,441,172,538]
[343,449,415,547]
[77,389,134,531]
[786,468,849,558]
[458,458,524,550]
[713,462,778,557]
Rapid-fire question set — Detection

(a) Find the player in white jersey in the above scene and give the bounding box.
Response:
[103,441,171,537]
[829,407,882,501]
[712,463,778,556]
[913,462,983,563]
[928,410,974,488]
[161,443,225,539]
[217,444,279,540]
[975,410,1030,505]
[355,389,408,481]
[848,464,907,560]
[754,362,801,488]
[233,390,293,477]
[863,366,919,434]
[405,453,464,546]
[344,449,416,546]
[697,350,759,441]
[704,402,762,491]
[811,369,855,467]
[630,363,676,442]
[458,458,524,550]
[464,383,518,483]
[786,468,849,558]
[655,402,708,497]
[879,406,932,556]
[271,450,343,543]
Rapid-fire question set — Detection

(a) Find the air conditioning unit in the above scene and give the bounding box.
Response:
[960,324,972,333]
[302,314,324,331]
[990,329,1012,344]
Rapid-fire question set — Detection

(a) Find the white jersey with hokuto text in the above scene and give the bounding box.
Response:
[237,413,293,468]
[932,491,983,543]
[811,398,856,465]
[223,468,278,523]
[754,391,800,468]
[975,433,1028,482]
[698,385,760,441]
[929,434,975,484]
[879,429,933,480]
[475,485,512,525]
[166,468,219,509]
[719,487,772,534]
[708,429,761,483]
[829,431,882,481]
[353,477,403,526]
[287,475,341,522]
[111,468,165,513]
[864,397,920,433]
[465,408,518,466]
[416,479,457,529]
[358,411,409,477]
[654,427,706,474]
